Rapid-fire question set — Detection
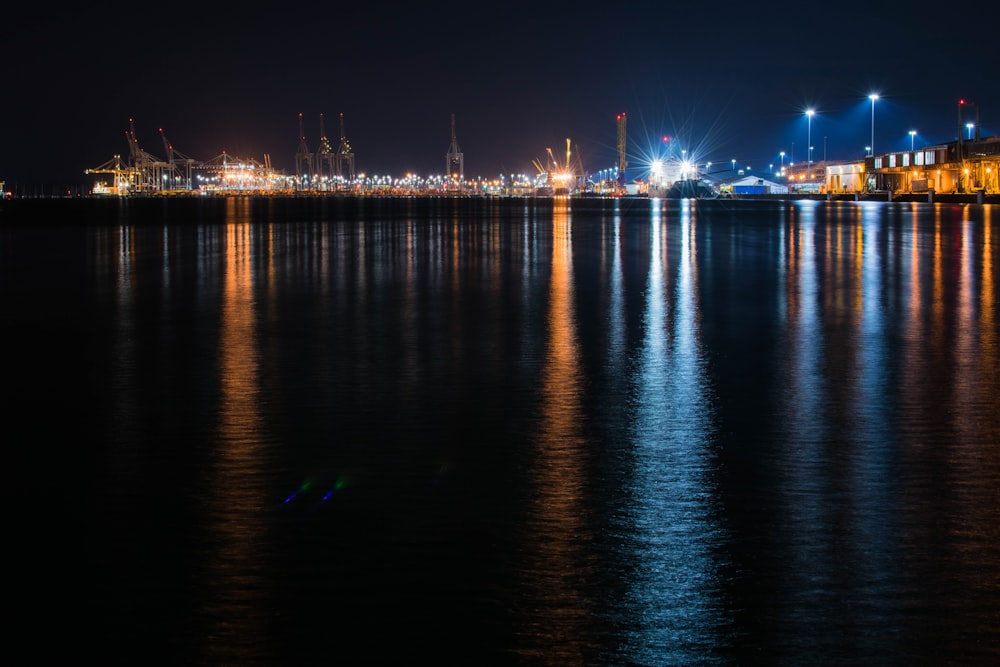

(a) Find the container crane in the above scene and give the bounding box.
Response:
[315,113,335,180]
[124,118,169,192]
[159,127,198,190]
[335,112,355,182]
[295,112,314,182]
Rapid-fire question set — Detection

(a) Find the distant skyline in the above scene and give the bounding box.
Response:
[2,2,995,186]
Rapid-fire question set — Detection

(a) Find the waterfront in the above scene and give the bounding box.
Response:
[3,196,999,664]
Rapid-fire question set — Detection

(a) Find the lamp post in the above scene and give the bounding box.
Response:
[731,159,736,173]
[967,123,974,139]
[869,93,879,156]
[806,109,815,180]
[780,151,785,172]
[909,130,917,151]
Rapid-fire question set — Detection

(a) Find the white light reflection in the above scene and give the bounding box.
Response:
[618,199,727,663]
[773,202,837,635]
[112,225,138,438]
[780,201,827,474]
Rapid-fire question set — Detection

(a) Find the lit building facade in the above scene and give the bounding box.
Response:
[865,136,1000,194]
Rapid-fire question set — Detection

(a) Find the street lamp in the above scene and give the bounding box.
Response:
[731,159,736,173]
[780,151,785,171]
[967,123,975,139]
[869,93,879,155]
[909,130,917,151]
[806,109,815,180]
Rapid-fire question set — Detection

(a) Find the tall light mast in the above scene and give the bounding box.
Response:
[616,112,627,192]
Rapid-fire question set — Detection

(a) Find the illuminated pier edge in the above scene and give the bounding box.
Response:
[83,113,1000,198]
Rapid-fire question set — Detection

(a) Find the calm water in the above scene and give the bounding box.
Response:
[3,196,999,665]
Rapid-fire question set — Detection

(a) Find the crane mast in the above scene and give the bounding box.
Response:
[295,112,313,182]
[616,112,627,192]
[335,112,355,182]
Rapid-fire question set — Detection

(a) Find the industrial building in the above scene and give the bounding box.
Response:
[781,135,999,199]
[864,134,999,196]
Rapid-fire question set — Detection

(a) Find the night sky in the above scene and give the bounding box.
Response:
[1,2,995,188]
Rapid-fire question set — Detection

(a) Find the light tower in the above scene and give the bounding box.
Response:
[806,109,815,180]
[295,112,314,183]
[335,112,355,182]
[616,112,627,192]
[869,93,879,156]
[446,113,464,183]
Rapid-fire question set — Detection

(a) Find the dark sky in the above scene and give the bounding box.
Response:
[2,2,995,187]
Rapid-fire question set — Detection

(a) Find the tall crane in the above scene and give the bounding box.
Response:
[124,118,168,192]
[315,112,335,180]
[616,112,627,192]
[295,112,314,183]
[159,127,198,190]
[335,112,355,182]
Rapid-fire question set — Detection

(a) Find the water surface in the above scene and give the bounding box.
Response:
[3,196,998,664]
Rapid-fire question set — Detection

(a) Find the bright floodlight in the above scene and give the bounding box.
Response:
[869,93,879,101]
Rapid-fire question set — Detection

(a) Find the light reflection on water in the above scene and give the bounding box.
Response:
[201,219,272,663]
[515,199,599,664]
[613,199,730,665]
[27,196,996,663]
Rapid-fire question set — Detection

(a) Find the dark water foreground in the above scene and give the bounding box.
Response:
[3,196,999,665]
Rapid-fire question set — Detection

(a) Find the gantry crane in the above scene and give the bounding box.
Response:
[124,118,170,192]
[335,112,355,182]
[85,154,135,195]
[159,127,199,190]
[295,112,314,182]
[315,113,336,181]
